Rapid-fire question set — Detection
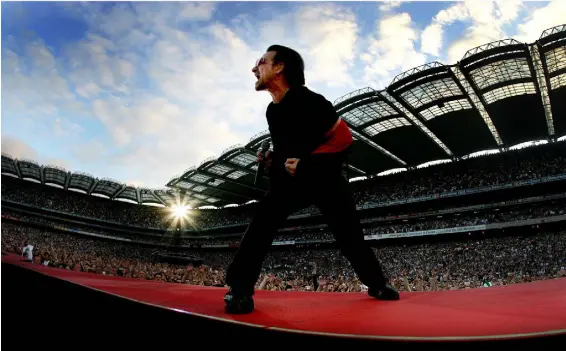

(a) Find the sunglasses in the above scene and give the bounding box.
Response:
[255,57,273,67]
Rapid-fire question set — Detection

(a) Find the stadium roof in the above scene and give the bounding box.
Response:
[2,25,564,209]
[0,154,180,207]
[164,24,566,208]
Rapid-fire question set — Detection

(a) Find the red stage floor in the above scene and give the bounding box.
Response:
[3,254,566,341]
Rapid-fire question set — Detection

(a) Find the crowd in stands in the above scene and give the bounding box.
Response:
[2,143,565,230]
[352,144,566,208]
[2,201,563,246]
[2,143,565,293]
[2,221,565,292]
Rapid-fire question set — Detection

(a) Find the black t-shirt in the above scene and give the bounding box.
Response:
[266,86,340,180]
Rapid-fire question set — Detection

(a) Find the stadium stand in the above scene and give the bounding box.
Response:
[2,24,566,294]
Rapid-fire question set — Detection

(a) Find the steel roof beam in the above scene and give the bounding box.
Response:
[452,65,504,148]
[336,92,407,166]
[528,43,556,137]
[338,102,397,164]
[12,160,23,178]
[40,166,46,184]
[217,160,267,180]
[345,163,365,176]
[463,50,527,72]
[64,172,71,190]
[175,179,254,201]
[198,168,265,193]
[150,190,167,206]
[112,185,127,200]
[200,175,257,201]
[183,168,263,203]
[180,190,217,207]
[87,179,99,195]
[536,41,560,141]
[448,66,502,147]
[385,87,454,158]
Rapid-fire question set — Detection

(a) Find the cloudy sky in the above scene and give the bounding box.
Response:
[2,0,564,189]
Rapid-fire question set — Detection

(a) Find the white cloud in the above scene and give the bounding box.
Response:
[2,2,365,188]
[379,1,402,13]
[295,6,359,88]
[362,12,427,88]
[178,2,217,21]
[53,118,84,138]
[1,135,71,170]
[421,0,524,61]
[2,136,39,161]
[514,0,566,42]
[421,2,468,57]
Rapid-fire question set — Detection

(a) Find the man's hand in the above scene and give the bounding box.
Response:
[257,149,272,168]
[285,158,300,176]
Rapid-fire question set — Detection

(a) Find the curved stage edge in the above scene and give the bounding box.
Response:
[2,256,566,348]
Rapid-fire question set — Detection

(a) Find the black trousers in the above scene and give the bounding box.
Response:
[225,169,387,295]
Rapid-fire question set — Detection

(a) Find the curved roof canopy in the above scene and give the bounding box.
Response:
[166,25,565,208]
[1,153,170,206]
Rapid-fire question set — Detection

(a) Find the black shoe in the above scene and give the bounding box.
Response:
[368,284,400,301]
[224,289,254,314]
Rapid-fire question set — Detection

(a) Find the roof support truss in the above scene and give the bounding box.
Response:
[112,185,127,199]
[198,168,265,193]
[381,90,453,157]
[180,190,217,207]
[87,180,98,195]
[64,172,72,190]
[177,177,255,201]
[218,159,268,181]
[450,66,503,146]
[453,65,505,147]
[336,92,408,166]
[529,43,556,137]
[12,160,23,178]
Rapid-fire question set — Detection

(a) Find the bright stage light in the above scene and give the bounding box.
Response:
[171,205,189,218]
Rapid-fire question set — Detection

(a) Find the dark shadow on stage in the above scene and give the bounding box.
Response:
[2,262,564,349]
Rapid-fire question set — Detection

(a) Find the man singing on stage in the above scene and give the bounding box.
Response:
[224,45,399,314]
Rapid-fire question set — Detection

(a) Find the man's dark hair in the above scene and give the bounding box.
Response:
[267,45,305,88]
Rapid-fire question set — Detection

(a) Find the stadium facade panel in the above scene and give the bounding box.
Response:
[115,185,139,202]
[139,189,165,205]
[16,159,42,182]
[152,189,178,206]
[68,172,96,192]
[43,166,69,187]
[1,154,20,177]
[91,178,123,198]
[1,153,181,206]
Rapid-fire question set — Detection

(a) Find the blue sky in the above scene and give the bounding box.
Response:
[2,0,564,188]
